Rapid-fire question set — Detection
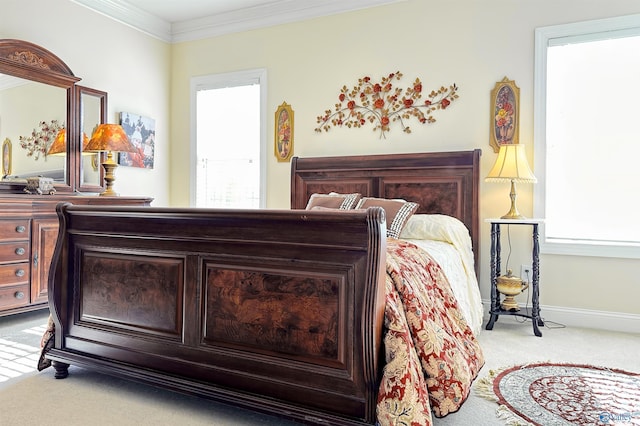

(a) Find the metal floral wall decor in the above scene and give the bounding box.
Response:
[19,119,64,160]
[315,71,459,138]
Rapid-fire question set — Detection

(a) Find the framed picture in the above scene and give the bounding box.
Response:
[489,77,520,153]
[2,138,11,177]
[274,102,293,162]
[118,112,155,169]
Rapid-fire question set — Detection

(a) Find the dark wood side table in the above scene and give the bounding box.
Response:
[485,218,545,336]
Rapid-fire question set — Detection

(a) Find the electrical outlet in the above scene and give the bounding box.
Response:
[520,264,532,283]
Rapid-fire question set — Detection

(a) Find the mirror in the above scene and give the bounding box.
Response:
[77,85,106,192]
[0,74,67,182]
[0,39,81,193]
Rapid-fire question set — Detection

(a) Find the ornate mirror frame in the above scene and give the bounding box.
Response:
[0,38,99,194]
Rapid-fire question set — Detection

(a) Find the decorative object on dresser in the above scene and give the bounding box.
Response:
[485,143,537,220]
[489,77,520,152]
[315,71,459,138]
[275,102,293,162]
[43,150,483,426]
[23,177,56,195]
[84,124,138,196]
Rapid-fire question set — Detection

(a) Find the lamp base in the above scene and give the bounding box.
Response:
[500,179,526,220]
[99,151,119,197]
[500,211,527,220]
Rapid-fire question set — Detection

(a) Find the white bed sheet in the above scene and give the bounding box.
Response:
[399,214,484,336]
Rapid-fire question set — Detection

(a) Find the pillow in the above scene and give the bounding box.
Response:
[355,197,419,238]
[399,214,469,243]
[305,192,361,210]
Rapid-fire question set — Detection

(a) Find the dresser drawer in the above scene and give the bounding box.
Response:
[0,242,30,263]
[0,219,31,242]
[0,284,29,310]
[0,262,30,286]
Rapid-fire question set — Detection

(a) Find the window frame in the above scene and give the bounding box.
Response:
[189,68,267,208]
[533,14,640,259]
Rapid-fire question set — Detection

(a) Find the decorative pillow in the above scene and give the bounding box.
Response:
[355,197,419,238]
[305,192,361,210]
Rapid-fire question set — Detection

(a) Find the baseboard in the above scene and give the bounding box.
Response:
[481,300,640,334]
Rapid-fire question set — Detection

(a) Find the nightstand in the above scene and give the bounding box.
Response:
[485,218,544,336]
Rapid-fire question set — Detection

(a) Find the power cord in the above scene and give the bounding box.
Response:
[513,269,566,329]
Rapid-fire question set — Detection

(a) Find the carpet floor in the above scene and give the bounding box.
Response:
[1,310,639,425]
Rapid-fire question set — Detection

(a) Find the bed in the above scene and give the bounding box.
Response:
[43,150,484,426]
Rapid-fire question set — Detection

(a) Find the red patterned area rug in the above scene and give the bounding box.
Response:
[476,362,640,425]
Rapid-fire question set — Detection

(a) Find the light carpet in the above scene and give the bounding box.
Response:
[2,312,640,425]
[0,366,299,426]
[476,362,640,425]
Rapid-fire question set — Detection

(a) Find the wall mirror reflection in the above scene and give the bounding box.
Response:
[0,74,66,181]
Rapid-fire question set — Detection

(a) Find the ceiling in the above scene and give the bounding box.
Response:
[71,0,404,43]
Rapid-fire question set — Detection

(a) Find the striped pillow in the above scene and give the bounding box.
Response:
[355,197,419,238]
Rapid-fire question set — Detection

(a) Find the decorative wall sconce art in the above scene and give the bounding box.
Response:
[315,71,459,139]
[275,102,294,162]
[490,77,520,153]
[2,138,11,177]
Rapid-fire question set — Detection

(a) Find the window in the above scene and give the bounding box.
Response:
[534,14,640,259]
[190,69,266,208]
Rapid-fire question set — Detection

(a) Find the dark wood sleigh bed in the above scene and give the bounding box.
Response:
[44,150,481,426]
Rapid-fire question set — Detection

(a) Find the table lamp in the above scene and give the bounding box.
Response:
[47,129,91,156]
[485,143,537,219]
[84,124,137,196]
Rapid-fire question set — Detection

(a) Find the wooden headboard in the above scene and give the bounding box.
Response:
[291,149,481,274]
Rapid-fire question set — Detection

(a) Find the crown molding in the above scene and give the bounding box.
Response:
[72,0,404,44]
[71,0,173,42]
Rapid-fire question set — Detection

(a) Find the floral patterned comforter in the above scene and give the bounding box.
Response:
[377,239,485,426]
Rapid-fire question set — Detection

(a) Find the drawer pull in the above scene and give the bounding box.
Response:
[15,247,25,256]
[15,225,26,233]
[14,291,25,300]
[15,269,25,277]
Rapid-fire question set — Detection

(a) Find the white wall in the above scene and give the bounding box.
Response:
[171,0,640,329]
[1,0,638,330]
[0,0,171,205]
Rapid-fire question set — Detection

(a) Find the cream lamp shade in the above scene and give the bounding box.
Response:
[486,143,537,219]
[85,124,137,196]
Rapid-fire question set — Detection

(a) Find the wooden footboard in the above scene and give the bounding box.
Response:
[46,203,387,425]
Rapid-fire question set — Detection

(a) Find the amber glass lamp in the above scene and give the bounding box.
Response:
[485,144,537,219]
[47,129,68,156]
[47,129,91,156]
[84,124,137,196]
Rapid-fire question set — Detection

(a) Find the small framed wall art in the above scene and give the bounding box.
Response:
[274,102,293,162]
[118,112,156,169]
[490,77,520,153]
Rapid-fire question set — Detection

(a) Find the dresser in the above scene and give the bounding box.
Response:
[0,195,153,316]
